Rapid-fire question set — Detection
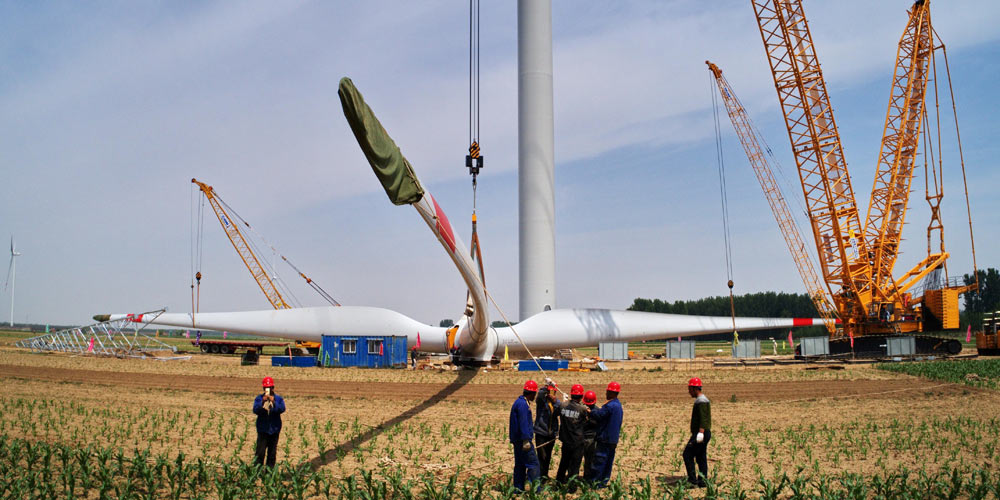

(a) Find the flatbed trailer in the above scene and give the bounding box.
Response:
[192,339,290,355]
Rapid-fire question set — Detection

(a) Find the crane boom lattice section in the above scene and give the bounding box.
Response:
[192,179,292,310]
[707,62,838,333]
[864,1,934,303]
[751,0,872,328]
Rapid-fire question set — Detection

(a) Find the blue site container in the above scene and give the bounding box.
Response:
[318,335,408,368]
[270,356,317,367]
[517,359,568,371]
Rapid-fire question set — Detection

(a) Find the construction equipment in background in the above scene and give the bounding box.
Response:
[978,312,1000,356]
[191,178,340,353]
[707,61,839,335]
[746,0,975,355]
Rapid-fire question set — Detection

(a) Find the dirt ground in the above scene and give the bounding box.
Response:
[0,362,964,403]
[4,345,999,491]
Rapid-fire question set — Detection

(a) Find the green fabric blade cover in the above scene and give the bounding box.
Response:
[338,77,424,205]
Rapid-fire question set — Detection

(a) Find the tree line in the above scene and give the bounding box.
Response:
[963,268,1000,329]
[628,291,827,339]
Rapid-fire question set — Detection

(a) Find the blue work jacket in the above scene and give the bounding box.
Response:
[509,395,534,444]
[253,394,286,435]
[590,398,623,444]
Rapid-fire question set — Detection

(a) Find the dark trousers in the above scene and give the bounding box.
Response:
[683,430,712,484]
[535,435,555,478]
[555,441,584,485]
[512,442,540,491]
[255,431,280,467]
[581,439,596,480]
[589,441,617,487]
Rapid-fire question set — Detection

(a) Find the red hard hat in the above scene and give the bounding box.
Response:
[570,384,585,396]
[607,381,621,392]
[688,377,702,388]
[583,391,597,405]
[262,376,275,388]
[523,380,538,392]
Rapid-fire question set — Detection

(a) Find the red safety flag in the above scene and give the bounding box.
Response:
[184,331,190,339]
[787,330,794,349]
[379,342,384,356]
[849,331,855,349]
[87,337,95,353]
[677,336,681,343]
[416,331,422,349]
[223,331,228,339]
[966,325,972,343]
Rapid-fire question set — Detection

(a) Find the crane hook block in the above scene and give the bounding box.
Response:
[466,142,483,176]
[727,279,734,289]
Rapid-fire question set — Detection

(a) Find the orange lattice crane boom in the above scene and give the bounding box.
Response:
[750,0,873,334]
[865,0,936,305]
[191,178,292,311]
[707,61,839,333]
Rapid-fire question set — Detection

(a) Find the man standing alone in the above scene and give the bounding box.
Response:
[555,384,587,488]
[683,377,711,487]
[587,381,623,487]
[509,379,540,492]
[533,378,560,481]
[253,376,285,468]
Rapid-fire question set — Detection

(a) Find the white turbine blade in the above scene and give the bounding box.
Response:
[3,255,11,291]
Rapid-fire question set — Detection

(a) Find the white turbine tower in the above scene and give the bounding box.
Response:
[4,237,21,327]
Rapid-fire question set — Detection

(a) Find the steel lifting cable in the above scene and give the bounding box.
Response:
[937,36,979,291]
[710,72,739,339]
[464,0,488,319]
[485,288,568,398]
[191,185,206,326]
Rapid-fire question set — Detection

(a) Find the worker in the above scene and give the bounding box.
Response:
[509,379,540,492]
[252,376,286,468]
[410,347,418,369]
[683,377,712,488]
[587,381,623,488]
[533,377,561,482]
[555,384,588,489]
[581,390,599,482]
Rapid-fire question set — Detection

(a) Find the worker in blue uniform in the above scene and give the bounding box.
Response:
[509,379,541,492]
[253,376,286,467]
[586,381,623,487]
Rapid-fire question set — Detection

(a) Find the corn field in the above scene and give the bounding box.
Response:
[877,358,1000,390]
[3,390,1000,499]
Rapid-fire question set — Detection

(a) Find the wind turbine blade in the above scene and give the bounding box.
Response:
[3,256,11,291]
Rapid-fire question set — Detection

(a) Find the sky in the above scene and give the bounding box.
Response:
[1,0,998,327]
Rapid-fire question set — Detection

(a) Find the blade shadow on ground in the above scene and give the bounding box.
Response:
[305,368,479,470]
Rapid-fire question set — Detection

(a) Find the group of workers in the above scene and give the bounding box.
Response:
[251,374,711,490]
[509,376,712,491]
[509,378,623,491]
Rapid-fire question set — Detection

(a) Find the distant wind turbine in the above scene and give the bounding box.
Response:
[4,237,21,327]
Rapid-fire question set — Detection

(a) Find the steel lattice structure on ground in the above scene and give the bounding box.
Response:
[14,309,189,360]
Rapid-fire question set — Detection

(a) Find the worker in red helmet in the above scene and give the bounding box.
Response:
[533,377,561,482]
[580,390,599,482]
[509,379,540,491]
[253,376,286,468]
[555,384,588,488]
[683,377,711,487]
[586,381,623,487]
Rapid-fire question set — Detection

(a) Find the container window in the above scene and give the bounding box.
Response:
[343,340,356,354]
[367,339,383,355]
